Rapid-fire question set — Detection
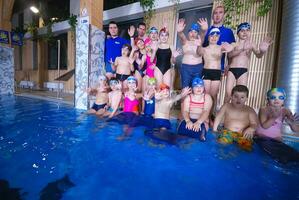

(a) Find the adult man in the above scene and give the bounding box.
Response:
[203,5,235,72]
[105,21,129,79]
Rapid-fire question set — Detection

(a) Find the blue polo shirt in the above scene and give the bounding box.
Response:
[105,36,129,62]
[203,25,235,71]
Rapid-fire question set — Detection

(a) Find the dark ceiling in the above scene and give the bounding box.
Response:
[13,0,70,23]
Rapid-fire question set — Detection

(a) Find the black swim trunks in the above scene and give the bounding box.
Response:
[91,103,106,111]
[202,69,221,81]
[116,73,131,82]
[229,68,248,80]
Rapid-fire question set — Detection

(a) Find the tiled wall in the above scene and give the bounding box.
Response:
[0,46,14,95]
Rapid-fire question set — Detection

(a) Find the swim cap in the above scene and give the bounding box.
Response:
[192,77,204,88]
[189,23,200,33]
[159,83,170,91]
[127,76,137,83]
[99,75,107,81]
[147,78,157,85]
[208,28,221,36]
[266,87,286,100]
[237,22,251,34]
[149,27,158,34]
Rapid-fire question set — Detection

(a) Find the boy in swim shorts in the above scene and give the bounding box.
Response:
[154,84,191,130]
[102,78,123,118]
[87,75,109,115]
[213,85,258,151]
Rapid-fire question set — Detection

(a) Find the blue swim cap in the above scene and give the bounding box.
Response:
[149,27,158,33]
[192,77,204,88]
[127,76,137,83]
[237,22,251,34]
[189,23,200,33]
[266,87,286,100]
[208,28,221,36]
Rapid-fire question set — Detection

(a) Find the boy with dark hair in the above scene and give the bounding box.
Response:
[213,85,258,151]
[110,44,133,89]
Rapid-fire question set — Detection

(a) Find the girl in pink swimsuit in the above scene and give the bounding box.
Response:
[141,38,156,92]
[257,88,298,141]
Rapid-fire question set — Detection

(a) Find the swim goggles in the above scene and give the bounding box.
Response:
[148,27,158,34]
[127,76,137,84]
[269,95,286,101]
[208,28,221,36]
[109,79,119,86]
[237,22,251,34]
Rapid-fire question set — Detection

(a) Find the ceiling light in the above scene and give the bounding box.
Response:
[30,6,39,13]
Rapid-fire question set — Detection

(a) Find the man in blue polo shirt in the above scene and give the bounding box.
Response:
[105,21,129,79]
[203,5,235,72]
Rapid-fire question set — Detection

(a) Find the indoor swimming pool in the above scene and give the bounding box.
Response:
[0,95,298,200]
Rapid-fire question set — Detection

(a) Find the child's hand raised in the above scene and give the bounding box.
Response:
[221,42,234,53]
[181,87,192,97]
[197,18,208,32]
[260,36,273,52]
[177,18,186,33]
[128,25,135,37]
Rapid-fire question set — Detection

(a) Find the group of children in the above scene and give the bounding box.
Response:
[87,16,299,153]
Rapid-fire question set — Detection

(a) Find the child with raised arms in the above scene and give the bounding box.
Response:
[225,22,273,103]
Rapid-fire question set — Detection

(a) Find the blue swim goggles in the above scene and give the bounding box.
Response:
[109,80,119,86]
[269,95,286,100]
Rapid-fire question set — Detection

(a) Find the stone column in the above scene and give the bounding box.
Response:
[74,0,104,110]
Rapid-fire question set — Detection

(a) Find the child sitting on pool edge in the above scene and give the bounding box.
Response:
[178,77,213,141]
[213,85,258,151]
[86,75,109,115]
[101,78,122,118]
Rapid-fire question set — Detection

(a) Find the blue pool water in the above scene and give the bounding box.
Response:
[0,95,299,200]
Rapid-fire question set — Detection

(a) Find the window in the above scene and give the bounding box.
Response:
[48,33,68,70]
[175,6,212,67]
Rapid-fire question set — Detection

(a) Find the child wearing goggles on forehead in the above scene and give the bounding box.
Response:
[256,88,299,141]
[101,78,123,118]
[197,27,234,112]
[225,22,273,103]
[110,76,143,140]
[86,75,109,115]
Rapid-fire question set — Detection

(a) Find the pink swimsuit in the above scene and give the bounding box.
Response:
[257,114,283,139]
[123,96,139,113]
[145,54,156,78]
